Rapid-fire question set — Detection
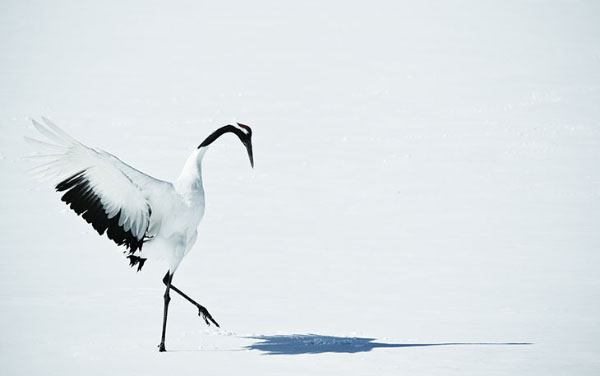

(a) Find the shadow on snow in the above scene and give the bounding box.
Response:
[245,334,531,355]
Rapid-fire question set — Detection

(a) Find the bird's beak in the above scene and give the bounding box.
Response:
[245,141,254,168]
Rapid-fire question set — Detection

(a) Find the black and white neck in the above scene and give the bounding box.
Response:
[174,123,253,195]
[198,123,252,150]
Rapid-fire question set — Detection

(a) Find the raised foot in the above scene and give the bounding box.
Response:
[198,305,220,327]
[158,343,166,352]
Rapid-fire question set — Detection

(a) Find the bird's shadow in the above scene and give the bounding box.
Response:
[245,334,531,355]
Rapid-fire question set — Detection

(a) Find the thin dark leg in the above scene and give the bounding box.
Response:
[162,278,220,327]
[158,271,172,352]
[169,284,220,327]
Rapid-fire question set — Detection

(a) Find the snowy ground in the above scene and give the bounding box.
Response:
[1,0,600,374]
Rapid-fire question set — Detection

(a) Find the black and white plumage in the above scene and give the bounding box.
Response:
[26,118,254,351]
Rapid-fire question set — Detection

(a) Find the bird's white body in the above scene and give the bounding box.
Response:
[140,148,208,272]
[27,118,228,273]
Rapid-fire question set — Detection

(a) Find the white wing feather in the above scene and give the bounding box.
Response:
[26,118,164,241]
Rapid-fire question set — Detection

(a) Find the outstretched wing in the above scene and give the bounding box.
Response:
[26,118,165,260]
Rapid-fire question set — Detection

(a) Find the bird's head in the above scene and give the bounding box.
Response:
[235,123,254,168]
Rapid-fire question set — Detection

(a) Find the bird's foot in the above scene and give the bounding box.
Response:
[158,342,166,352]
[197,305,220,327]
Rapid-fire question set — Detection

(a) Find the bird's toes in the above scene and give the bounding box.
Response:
[199,312,210,325]
[158,343,166,352]
[198,310,211,325]
[198,307,219,327]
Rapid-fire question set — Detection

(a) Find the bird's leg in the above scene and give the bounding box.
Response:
[158,271,172,352]
[163,279,220,327]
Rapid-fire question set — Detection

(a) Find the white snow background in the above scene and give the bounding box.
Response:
[1,0,599,374]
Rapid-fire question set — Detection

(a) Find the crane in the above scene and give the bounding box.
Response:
[26,118,254,352]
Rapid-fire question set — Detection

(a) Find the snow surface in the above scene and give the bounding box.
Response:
[1,0,600,374]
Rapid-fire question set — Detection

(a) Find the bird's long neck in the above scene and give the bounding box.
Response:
[174,147,207,197]
[198,125,240,148]
[174,126,238,197]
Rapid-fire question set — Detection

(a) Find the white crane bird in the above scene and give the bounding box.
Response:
[26,118,254,352]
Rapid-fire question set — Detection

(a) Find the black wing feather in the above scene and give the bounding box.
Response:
[56,170,150,269]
